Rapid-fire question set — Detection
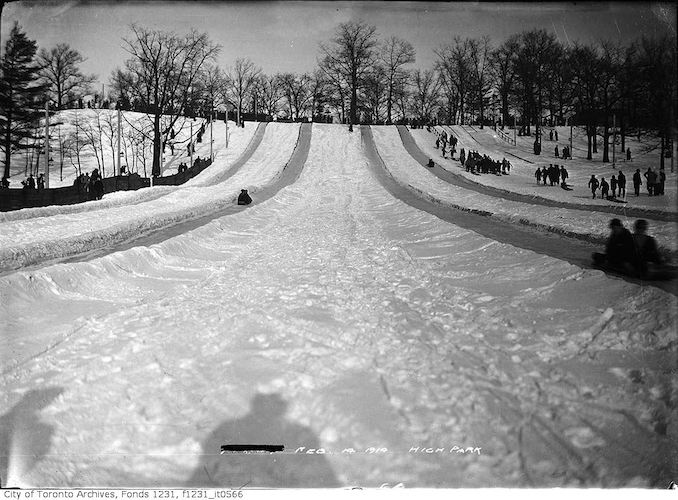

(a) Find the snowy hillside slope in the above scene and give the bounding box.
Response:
[0,124,675,487]
[0,123,300,271]
[0,119,259,223]
[371,126,678,257]
[433,124,676,213]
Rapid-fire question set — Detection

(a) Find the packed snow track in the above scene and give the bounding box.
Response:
[0,124,676,488]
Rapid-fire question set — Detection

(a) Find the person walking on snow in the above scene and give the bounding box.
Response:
[535,167,542,184]
[588,175,600,199]
[600,177,609,199]
[633,169,642,196]
[644,167,656,196]
[610,175,617,198]
[617,171,626,198]
[559,165,568,183]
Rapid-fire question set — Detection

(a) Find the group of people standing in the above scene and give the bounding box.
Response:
[587,171,627,200]
[587,167,667,200]
[431,127,512,176]
[535,164,569,188]
[434,129,458,160]
[464,150,512,175]
[73,168,104,200]
[634,167,666,196]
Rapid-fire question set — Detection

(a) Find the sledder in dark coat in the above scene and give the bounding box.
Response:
[592,218,635,272]
[237,189,252,205]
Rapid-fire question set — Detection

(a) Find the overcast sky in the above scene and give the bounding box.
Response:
[2,1,676,88]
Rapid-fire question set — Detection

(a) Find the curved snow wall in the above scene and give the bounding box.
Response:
[0,159,213,212]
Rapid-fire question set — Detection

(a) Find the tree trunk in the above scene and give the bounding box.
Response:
[660,133,665,170]
[387,84,393,125]
[587,122,593,160]
[152,112,161,177]
[602,113,610,163]
[3,106,11,179]
[620,111,625,152]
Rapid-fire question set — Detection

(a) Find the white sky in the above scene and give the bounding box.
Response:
[2,1,676,89]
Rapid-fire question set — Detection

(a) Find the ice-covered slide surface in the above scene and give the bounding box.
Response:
[0,123,301,272]
[370,126,678,264]
[1,124,676,487]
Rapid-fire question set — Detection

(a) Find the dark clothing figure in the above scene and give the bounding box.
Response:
[593,219,635,272]
[435,138,440,149]
[633,170,642,196]
[559,166,568,183]
[549,130,553,141]
[555,130,558,141]
[554,145,559,158]
[427,158,435,168]
[617,171,626,197]
[27,175,36,190]
[37,174,45,190]
[631,220,663,277]
[626,148,631,161]
[606,222,634,269]
[588,175,599,198]
[1,177,9,189]
[600,178,609,199]
[541,167,548,185]
[610,175,617,198]
[237,189,252,205]
[657,169,666,195]
[644,168,656,196]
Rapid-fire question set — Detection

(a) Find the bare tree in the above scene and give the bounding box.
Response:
[279,72,313,120]
[380,36,415,124]
[435,37,474,124]
[113,25,220,176]
[61,111,86,175]
[411,69,440,121]
[225,57,261,124]
[76,109,105,174]
[257,74,283,118]
[319,20,379,127]
[469,36,493,128]
[37,43,96,109]
[362,63,388,123]
[490,35,519,128]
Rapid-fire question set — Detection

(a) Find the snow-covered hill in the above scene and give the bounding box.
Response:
[1,124,675,488]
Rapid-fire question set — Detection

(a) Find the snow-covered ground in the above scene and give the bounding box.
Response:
[424,124,676,213]
[372,127,678,257]
[0,119,258,223]
[1,124,676,488]
[0,123,299,270]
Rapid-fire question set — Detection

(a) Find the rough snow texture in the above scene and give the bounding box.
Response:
[1,124,676,488]
[0,124,299,270]
[372,127,678,256]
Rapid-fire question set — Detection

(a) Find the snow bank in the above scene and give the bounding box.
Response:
[0,123,300,270]
[0,119,258,223]
[371,126,678,256]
